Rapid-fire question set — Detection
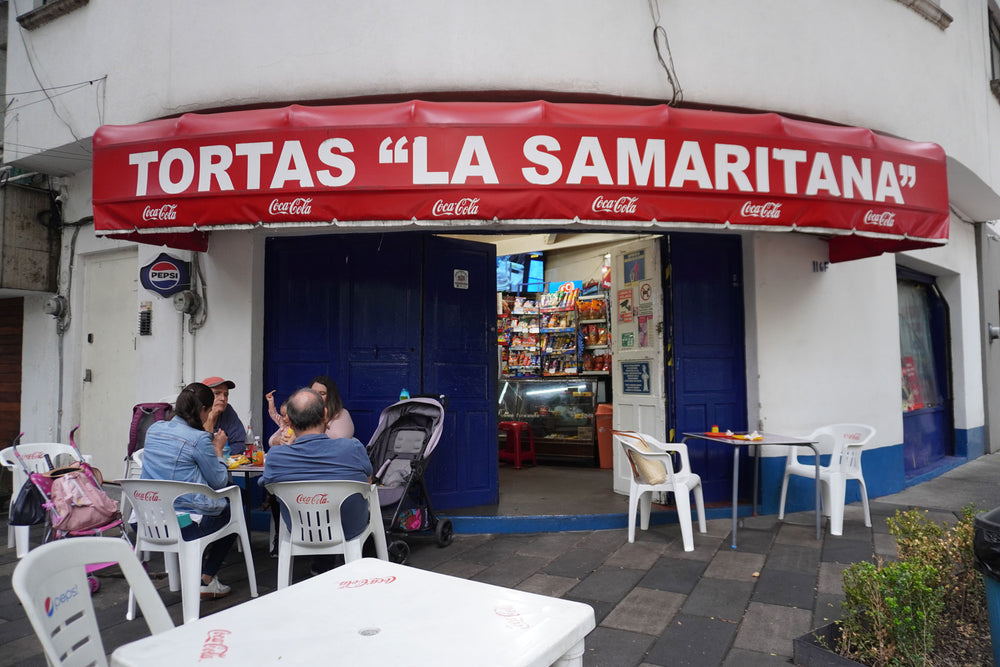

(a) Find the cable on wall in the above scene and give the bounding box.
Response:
[648,0,683,106]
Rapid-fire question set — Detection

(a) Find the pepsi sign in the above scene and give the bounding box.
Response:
[140,252,191,297]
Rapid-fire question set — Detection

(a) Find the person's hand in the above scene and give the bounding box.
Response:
[205,394,225,430]
[266,390,281,425]
[212,429,228,457]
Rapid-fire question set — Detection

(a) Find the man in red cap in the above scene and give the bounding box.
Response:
[202,376,247,455]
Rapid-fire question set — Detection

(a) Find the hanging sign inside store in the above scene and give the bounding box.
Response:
[92,100,950,261]
[139,252,191,297]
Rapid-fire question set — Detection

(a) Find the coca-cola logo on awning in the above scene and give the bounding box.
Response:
[268,197,313,216]
[592,195,638,214]
[740,201,782,219]
[142,204,178,221]
[431,197,480,217]
[863,210,895,227]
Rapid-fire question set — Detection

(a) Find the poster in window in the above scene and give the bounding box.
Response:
[618,288,633,323]
[901,355,924,411]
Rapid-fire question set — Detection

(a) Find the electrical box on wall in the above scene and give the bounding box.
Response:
[0,184,61,293]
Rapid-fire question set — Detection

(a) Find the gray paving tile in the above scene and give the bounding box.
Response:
[816,562,847,595]
[568,566,647,604]
[682,576,754,622]
[763,543,820,574]
[821,536,874,564]
[733,601,813,656]
[582,626,656,667]
[774,521,821,547]
[645,612,738,666]
[873,531,897,559]
[543,547,611,578]
[515,572,580,598]
[605,540,667,570]
[601,587,685,635]
[729,527,775,554]
[470,553,550,588]
[429,557,488,580]
[639,556,707,594]
[510,531,582,559]
[812,592,843,627]
[751,568,816,608]
[702,550,765,581]
[722,647,796,666]
[574,529,630,552]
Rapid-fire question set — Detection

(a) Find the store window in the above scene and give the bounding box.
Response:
[898,279,946,412]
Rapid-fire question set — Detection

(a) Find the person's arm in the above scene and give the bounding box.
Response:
[266,390,282,426]
[193,431,230,489]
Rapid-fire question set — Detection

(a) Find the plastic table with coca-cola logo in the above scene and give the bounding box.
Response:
[111,558,595,666]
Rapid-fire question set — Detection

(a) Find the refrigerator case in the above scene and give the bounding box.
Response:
[497,378,601,464]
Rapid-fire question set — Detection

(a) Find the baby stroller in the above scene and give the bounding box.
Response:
[11,428,126,592]
[367,395,452,563]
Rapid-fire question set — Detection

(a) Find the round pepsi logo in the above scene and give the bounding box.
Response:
[149,261,181,291]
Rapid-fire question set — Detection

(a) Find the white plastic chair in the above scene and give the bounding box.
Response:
[117,448,144,518]
[613,431,706,552]
[12,536,173,667]
[265,480,389,588]
[778,423,876,536]
[2,442,90,558]
[118,478,258,624]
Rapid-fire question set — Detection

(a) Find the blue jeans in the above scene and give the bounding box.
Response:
[180,503,238,578]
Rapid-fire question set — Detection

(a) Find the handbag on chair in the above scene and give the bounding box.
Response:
[10,482,46,526]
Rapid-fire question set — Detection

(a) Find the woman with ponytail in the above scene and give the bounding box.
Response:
[141,382,236,599]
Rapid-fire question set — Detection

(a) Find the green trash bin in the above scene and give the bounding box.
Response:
[974,506,1000,666]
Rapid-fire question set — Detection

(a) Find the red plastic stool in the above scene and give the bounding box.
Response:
[498,421,537,469]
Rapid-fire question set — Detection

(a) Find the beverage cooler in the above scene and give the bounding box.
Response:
[497,378,606,465]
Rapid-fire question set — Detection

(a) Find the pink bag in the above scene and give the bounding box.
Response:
[49,469,119,532]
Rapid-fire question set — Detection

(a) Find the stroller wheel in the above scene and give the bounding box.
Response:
[388,539,410,564]
[435,518,454,547]
[88,576,99,593]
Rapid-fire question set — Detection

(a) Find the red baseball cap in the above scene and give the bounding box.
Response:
[202,376,236,390]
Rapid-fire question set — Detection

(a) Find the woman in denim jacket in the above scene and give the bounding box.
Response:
[141,382,236,599]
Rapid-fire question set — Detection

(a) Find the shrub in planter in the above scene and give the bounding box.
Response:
[839,559,943,665]
[832,507,990,667]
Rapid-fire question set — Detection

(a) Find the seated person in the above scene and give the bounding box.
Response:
[260,387,373,570]
[202,376,247,455]
[141,382,237,599]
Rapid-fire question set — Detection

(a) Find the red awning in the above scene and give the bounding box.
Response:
[93,100,949,261]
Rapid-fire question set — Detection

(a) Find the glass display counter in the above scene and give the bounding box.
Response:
[497,378,605,465]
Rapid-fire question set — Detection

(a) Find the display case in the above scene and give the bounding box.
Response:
[497,378,604,464]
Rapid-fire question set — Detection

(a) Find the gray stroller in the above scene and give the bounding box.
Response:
[366,395,452,563]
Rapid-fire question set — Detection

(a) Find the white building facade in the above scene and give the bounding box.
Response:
[4,0,1000,517]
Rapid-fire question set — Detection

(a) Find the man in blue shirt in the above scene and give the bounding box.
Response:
[261,387,373,572]
[202,376,247,455]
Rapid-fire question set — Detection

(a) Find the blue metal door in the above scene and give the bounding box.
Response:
[264,233,497,509]
[421,235,498,508]
[668,234,748,502]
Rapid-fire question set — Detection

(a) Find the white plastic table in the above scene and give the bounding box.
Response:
[682,431,821,548]
[111,558,596,666]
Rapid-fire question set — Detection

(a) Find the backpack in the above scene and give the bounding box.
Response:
[128,402,173,457]
[49,467,119,532]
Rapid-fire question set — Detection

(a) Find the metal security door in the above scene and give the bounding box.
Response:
[610,236,666,494]
[670,234,748,502]
[265,233,497,509]
[421,235,498,508]
[264,234,422,443]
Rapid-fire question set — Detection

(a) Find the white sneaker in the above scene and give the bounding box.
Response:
[200,577,231,599]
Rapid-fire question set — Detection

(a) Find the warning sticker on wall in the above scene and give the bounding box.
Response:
[621,361,651,394]
[618,288,634,323]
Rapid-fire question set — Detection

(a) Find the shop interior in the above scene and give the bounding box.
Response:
[450,232,640,516]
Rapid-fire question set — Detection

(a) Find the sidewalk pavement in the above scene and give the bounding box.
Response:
[2,452,999,666]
